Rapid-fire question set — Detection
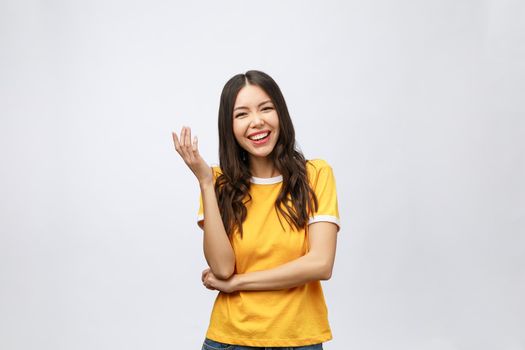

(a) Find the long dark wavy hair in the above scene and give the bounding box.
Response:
[214,70,318,237]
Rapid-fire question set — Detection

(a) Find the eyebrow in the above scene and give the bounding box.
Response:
[233,100,273,111]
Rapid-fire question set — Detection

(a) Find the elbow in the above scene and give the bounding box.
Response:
[309,253,334,281]
[212,261,235,280]
[319,262,334,281]
[320,269,332,281]
[214,268,234,280]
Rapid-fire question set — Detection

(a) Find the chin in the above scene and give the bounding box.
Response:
[251,153,271,159]
[247,149,274,159]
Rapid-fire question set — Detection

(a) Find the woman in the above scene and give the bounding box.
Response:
[172,70,340,350]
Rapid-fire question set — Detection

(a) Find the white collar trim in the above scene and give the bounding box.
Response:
[250,174,283,184]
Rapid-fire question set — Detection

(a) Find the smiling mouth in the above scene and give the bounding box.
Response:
[248,131,270,141]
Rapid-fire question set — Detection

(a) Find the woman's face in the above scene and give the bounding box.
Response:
[232,84,280,160]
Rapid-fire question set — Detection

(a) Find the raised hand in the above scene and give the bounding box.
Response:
[172,126,213,186]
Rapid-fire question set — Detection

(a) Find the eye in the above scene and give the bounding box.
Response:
[262,107,273,112]
[235,113,247,118]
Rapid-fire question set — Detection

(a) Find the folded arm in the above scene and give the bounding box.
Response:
[200,180,235,280]
[202,221,338,292]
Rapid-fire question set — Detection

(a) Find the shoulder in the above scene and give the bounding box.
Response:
[306,158,333,174]
[305,159,336,188]
[210,164,223,178]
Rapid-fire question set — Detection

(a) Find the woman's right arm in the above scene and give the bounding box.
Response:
[199,178,235,280]
[172,126,235,280]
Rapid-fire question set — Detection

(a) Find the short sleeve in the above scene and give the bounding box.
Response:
[308,160,341,232]
[197,193,204,230]
[196,165,221,230]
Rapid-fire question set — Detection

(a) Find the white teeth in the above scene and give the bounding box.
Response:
[249,132,269,141]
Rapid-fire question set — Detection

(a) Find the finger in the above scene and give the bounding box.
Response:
[201,268,209,282]
[172,132,181,151]
[184,126,191,149]
[180,127,191,160]
[190,135,199,161]
[185,127,195,163]
[203,279,216,291]
[192,135,199,155]
[203,282,215,291]
[181,126,187,148]
[182,127,194,162]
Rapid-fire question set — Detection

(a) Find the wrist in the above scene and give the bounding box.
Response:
[199,179,214,191]
[233,274,244,291]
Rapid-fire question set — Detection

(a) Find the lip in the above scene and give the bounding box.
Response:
[249,132,271,145]
[247,130,271,138]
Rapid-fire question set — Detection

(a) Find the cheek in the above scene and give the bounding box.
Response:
[273,130,280,143]
[271,116,280,140]
[232,123,246,142]
[270,113,280,128]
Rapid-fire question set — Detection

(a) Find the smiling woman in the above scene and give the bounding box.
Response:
[172,70,340,349]
[232,86,280,172]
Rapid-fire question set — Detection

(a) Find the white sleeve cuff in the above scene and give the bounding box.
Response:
[197,214,204,229]
[308,215,341,231]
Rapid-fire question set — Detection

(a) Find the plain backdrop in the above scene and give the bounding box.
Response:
[1,1,524,349]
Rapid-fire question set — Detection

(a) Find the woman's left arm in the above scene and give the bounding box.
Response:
[202,222,338,293]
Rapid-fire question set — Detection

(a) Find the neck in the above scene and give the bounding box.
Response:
[249,156,280,178]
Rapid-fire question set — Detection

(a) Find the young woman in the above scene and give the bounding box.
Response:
[172,70,340,350]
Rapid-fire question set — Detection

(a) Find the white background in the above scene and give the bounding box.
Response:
[1,1,524,349]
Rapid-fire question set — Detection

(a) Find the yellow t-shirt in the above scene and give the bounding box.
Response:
[196,158,340,347]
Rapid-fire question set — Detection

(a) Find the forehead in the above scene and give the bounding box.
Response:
[234,84,272,108]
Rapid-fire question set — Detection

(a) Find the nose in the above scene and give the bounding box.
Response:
[250,113,265,127]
